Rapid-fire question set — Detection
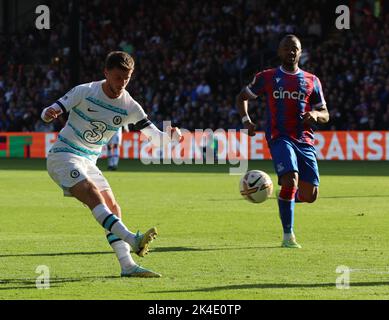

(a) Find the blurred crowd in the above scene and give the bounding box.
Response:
[0,0,388,133]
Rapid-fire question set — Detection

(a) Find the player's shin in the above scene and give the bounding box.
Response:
[278,186,297,240]
[92,204,137,247]
[105,231,137,272]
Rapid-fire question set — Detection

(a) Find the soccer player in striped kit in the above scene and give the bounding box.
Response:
[41,51,183,277]
[236,35,329,248]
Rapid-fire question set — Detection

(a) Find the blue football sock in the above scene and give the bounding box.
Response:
[278,198,295,234]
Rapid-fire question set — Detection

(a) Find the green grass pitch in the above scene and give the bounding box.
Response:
[0,159,389,300]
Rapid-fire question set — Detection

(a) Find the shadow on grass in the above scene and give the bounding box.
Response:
[0,285,62,291]
[0,245,281,259]
[0,251,113,258]
[153,246,280,253]
[320,195,389,199]
[220,195,389,202]
[0,275,121,291]
[149,281,389,294]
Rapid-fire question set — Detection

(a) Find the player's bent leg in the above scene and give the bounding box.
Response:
[71,181,160,276]
[100,190,160,277]
[85,164,158,258]
[296,181,318,203]
[70,179,105,210]
[100,189,133,271]
[100,189,158,275]
[100,189,158,257]
[70,179,139,248]
[101,189,122,218]
[279,171,298,189]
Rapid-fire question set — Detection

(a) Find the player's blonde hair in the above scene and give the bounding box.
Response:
[105,51,134,71]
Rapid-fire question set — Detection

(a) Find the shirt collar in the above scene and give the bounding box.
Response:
[280,66,301,75]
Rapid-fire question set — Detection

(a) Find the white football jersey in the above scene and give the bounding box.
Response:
[49,80,146,163]
[107,126,123,145]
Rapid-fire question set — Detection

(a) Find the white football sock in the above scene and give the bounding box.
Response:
[92,204,137,247]
[106,231,137,272]
[283,232,295,241]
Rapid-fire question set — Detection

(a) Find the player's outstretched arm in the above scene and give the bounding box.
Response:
[236,89,256,136]
[136,119,183,147]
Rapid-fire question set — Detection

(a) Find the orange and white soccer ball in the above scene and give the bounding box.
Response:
[239,170,273,203]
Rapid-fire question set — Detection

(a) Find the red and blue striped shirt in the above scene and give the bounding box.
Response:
[245,66,326,146]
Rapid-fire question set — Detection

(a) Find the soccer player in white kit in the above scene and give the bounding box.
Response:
[107,125,128,171]
[41,51,183,278]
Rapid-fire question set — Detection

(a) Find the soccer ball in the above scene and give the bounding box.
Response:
[239,170,273,203]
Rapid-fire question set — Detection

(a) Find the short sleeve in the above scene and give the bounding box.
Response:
[310,76,326,109]
[125,96,148,125]
[245,72,266,98]
[55,85,85,112]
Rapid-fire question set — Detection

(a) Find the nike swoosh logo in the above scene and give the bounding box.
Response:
[248,176,262,188]
[87,108,98,112]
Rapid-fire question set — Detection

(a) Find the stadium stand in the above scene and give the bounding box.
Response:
[0,0,388,132]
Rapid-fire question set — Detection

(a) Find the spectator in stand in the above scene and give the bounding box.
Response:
[0,0,388,133]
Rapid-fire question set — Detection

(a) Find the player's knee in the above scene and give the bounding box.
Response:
[84,181,103,203]
[86,181,99,194]
[302,189,318,203]
[280,172,298,188]
[310,189,319,203]
[71,179,104,210]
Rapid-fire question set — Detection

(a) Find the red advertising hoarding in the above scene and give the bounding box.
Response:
[0,131,388,160]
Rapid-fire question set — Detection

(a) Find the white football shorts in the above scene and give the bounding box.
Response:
[47,152,111,197]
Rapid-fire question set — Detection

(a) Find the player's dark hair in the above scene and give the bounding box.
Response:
[280,34,301,46]
[105,51,134,71]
